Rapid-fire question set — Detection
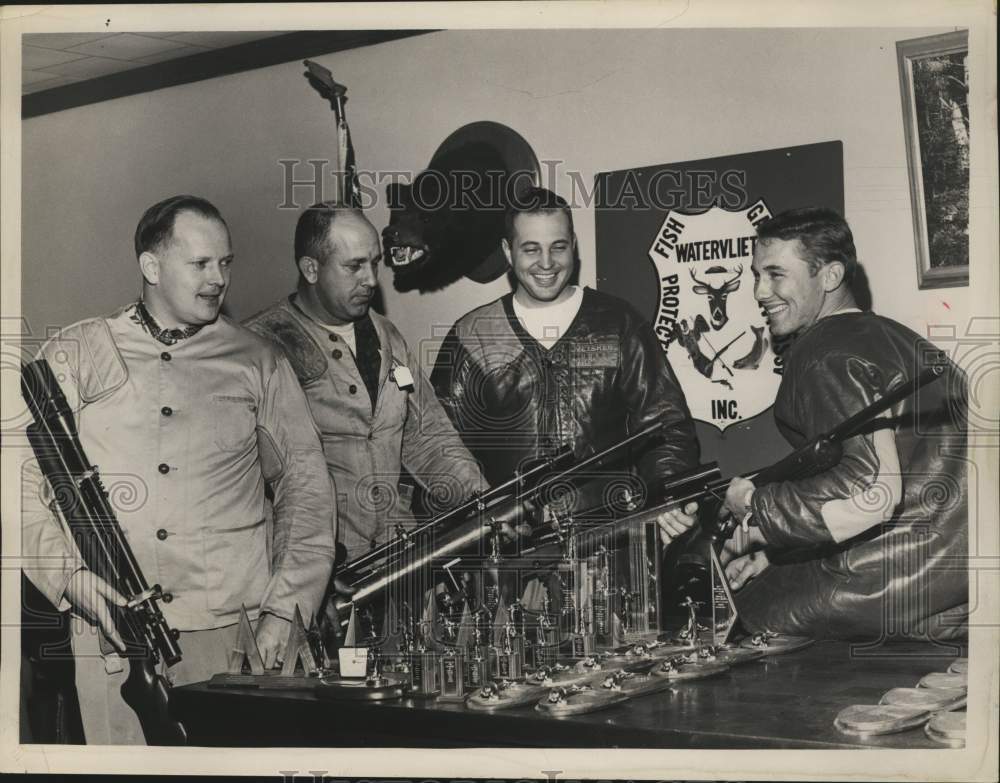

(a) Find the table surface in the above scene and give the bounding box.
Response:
[172,640,967,749]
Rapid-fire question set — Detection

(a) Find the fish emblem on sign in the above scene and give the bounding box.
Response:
[647,199,779,430]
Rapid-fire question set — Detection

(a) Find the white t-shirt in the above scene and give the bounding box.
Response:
[512,286,584,349]
[319,320,357,355]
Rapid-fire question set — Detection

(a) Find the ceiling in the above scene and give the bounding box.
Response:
[23,32,287,94]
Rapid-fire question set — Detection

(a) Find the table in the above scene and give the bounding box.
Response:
[172,640,966,748]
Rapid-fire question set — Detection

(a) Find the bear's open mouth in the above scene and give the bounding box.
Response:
[386,244,429,268]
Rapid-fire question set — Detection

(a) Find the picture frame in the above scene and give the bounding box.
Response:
[896,30,970,289]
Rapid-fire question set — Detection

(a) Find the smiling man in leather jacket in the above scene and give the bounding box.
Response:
[709,207,968,641]
[431,187,700,545]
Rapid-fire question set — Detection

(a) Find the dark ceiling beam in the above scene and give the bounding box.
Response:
[23,29,435,118]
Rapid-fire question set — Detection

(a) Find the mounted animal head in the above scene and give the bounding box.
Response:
[382,122,540,293]
[689,264,743,329]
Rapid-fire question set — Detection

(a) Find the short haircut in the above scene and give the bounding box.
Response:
[294,202,365,264]
[504,186,574,241]
[756,207,857,282]
[134,195,227,259]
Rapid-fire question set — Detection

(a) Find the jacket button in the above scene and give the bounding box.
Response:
[158,463,170,474]
[156,528,168,540]
[160,352,172,362]
[161,406,173,417]
[332,349,343,360]
[161,592,173,603]
[329,334,338,342]
[349,384,358,394]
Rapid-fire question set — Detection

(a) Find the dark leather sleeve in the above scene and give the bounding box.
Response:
[430,324,472,430]
[752,351,895,549]
[618,311,700,483]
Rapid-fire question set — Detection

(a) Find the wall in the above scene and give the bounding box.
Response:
[22,27,992,471]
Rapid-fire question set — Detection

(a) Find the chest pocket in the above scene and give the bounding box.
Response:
[212,394,258,451]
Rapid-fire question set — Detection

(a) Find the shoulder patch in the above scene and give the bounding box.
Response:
[244,307,327,384]
[52,317,128,404]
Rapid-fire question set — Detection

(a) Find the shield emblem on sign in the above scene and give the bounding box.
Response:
[647,199,778,431]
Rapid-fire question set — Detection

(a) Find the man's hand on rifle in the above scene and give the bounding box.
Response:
[656,501,699,546]
[255,613,291,669]
[64,568,127,653]
[722,476,755,519]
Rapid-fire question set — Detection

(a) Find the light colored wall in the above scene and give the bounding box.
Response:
[23,26,977,366]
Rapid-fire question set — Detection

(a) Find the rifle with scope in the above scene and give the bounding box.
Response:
[331,421,668,621]
[21,359,186,745]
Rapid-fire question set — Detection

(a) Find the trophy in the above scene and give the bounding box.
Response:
[532,594,559,669]
[465,619,489,689]
[708,544,739,645]
[494,616,524,680]
[401,613,438,697]
[566,557,595,658]
[437,646,466,702]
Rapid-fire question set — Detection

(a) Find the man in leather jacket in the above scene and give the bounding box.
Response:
[431,187,700,546]
[708,207,968,641]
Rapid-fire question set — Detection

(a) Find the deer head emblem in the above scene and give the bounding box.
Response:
[690,265,743,329]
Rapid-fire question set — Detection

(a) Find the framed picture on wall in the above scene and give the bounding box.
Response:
[896,29,970,289]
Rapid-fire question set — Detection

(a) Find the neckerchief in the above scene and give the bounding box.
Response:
[130,301,204,346]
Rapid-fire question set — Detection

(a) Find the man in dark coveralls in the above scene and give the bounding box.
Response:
[696,207,968,641]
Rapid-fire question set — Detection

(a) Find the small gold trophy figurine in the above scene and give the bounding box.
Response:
[679,595,705,642]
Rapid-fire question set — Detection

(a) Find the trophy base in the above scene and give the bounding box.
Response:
[598,670,673,699]
[207,672,324,690]
[651,657,731,682]
[526,662,604,689]
[924,711,966,747]
[880,687,966,712]
[738,633,814,657]
[833,704,931,737]
[466,681,542,711]
[435,691,469,703]
[534,685,629,717]
[574,654,658,676]
[713,643,766,666]
[315,674,406,701]
[917,671,967,691]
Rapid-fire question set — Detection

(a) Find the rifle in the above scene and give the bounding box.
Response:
[21,359,185,745]
[335,421,667,620]
[614,362,948,543]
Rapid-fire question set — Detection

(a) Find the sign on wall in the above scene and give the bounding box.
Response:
[647,199,776,430]
[596,141,844,469]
